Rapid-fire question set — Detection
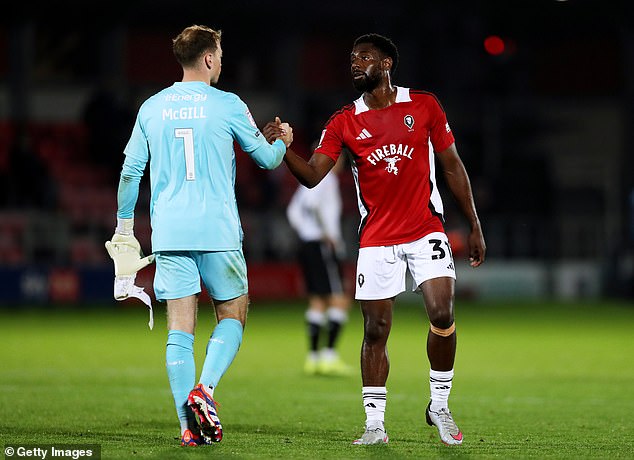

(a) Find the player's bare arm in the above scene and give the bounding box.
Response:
[436,143,486,267]
[284,150,334,189]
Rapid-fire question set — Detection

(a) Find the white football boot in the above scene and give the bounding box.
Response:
[425,402,463,445]
[352,421,389,445]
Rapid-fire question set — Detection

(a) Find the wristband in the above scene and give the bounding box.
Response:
[116,217,134,235]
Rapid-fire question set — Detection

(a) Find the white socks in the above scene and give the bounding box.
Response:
[362,386,387,427]
[429,369,454,412]
[360,371,453,429]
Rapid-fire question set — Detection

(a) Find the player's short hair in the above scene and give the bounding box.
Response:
[353,33,399,76]
[173,25,222,68]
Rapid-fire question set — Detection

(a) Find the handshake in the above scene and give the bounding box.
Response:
[264,116,293,147]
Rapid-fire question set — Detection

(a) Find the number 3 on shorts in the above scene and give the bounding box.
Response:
[428,238,453,261]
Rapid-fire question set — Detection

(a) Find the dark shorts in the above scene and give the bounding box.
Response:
[298,240,344,296]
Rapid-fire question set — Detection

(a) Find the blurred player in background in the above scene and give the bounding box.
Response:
[286,149,352,376]
[105,25,292,446]
[265,33,485,446]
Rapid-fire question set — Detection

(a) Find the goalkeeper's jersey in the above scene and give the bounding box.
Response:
[121,81,285,251]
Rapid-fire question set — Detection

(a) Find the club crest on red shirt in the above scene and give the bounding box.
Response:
[404,114,415,131]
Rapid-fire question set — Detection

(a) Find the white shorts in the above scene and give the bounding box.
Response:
[355,232,456,300]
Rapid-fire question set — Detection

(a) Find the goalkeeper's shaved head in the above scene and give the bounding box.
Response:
[173,25,222,68]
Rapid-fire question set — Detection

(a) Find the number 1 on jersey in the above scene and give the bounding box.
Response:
[175,128,195,181]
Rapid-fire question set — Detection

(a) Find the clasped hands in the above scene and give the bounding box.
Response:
[264,117,293,146]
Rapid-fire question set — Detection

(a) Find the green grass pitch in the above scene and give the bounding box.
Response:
[1,298,633,458]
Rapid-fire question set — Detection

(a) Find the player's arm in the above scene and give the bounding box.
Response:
[284,148,334,189]
[436,143,486,267]
[105,150,156,328]
[263,119,335,188]
[116,155,143,221]
[106,153,155,276]
[232,100,292,170]
[249,139,288,170]
[247,118,293,170]
[106,112,154,278]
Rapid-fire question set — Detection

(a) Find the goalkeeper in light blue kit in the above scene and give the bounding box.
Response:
[105,25,293,446]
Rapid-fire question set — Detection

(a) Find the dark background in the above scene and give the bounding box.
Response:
[1,0,632,301]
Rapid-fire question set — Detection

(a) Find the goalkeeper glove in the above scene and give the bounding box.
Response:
[105,233,155,276]
[105,218,155,329]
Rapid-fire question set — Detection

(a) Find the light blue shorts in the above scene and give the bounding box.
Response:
[154,250,248,302]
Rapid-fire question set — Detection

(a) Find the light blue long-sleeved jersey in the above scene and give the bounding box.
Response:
[117,81,286,251]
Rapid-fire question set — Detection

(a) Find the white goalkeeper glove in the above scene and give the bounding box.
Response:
[105,233,155,276]
[105,218,156,329]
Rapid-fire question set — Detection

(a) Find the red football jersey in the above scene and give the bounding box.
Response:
[315,86,455,248]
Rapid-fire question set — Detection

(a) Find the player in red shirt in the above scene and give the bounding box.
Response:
[265,33,485,446]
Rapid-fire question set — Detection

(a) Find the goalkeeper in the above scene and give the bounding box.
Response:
[105,25,293,447]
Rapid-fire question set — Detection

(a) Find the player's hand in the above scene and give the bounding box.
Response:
[467,226,486,267]
[263,116,292,147]
[105,233,155,276]
[263,116,283,143]
[263,118,282,144]
[105,221,156,329]
[279,121,293,147]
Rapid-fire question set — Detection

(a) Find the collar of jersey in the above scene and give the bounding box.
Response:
[354,86,411,115]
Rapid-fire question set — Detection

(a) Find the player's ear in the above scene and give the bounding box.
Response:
[382,56,393,73]
[205,53,213,70]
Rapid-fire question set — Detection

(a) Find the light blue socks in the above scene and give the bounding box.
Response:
[165,319,243,433]
[199,318,243,389]
[166,330,196,432]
